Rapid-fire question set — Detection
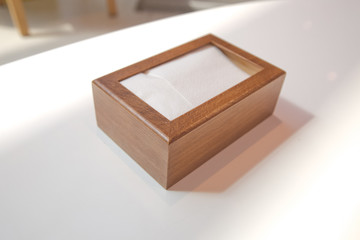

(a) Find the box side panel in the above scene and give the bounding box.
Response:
[167,74,285,188]
[93,83,169,188]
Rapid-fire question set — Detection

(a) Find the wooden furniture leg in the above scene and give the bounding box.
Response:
[106,0,117,16]
[6,0,29,36]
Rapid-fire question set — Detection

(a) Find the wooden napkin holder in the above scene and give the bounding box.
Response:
[92,34,286,189]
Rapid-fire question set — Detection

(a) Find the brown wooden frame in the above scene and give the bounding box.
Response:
[94,34,284,142]
[93,34,286,188]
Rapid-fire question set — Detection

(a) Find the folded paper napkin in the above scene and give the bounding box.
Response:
[121,45,250,120]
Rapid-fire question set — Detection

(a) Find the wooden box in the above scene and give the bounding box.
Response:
[92,34,286,189]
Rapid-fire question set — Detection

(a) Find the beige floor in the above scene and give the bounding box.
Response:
[0,0,183,66]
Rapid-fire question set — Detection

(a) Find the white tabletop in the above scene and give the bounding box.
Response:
[1,0,360,239]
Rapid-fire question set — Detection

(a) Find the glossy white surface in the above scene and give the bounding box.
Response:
[1,0,360,239]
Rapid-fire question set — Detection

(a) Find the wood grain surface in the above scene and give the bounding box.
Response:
[92,34,286,189]
[167,74,285,188]
[93,83,169,188]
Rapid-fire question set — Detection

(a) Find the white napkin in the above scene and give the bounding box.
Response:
[121,45,250,120]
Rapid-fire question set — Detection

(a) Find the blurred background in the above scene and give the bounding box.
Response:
[0,0,245,65]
